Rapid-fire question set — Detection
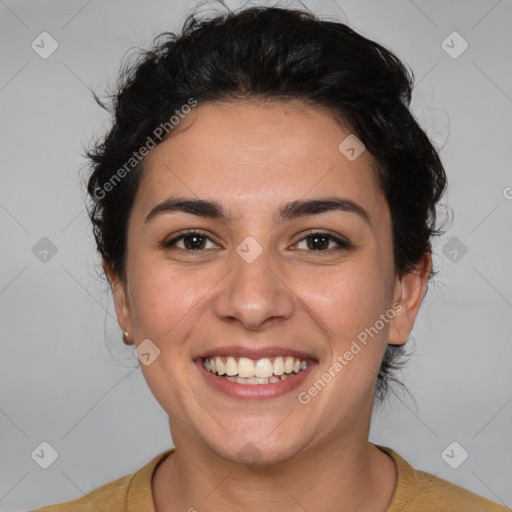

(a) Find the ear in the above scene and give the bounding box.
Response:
[103,260,134,345]
[388,252,432,346]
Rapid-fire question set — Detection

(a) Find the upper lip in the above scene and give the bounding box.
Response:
[195,346,318,361]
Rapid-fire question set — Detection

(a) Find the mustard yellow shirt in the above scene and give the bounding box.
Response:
[30,444,511,511]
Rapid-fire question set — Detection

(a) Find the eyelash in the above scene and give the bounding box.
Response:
[163,230,351,252]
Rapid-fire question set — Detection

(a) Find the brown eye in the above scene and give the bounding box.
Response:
[294,232,351,251]
[164,231,218,251]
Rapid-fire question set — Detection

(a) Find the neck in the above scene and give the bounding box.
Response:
[152,423,396,512]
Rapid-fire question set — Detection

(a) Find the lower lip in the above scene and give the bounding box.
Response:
[195,359,316,400]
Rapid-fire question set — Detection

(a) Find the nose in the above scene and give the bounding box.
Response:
[213,245,295,330]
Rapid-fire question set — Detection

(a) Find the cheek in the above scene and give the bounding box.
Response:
[304,260,391,338]
[130,267,201,412]
[129,265,203,343]
[128,261,228,387]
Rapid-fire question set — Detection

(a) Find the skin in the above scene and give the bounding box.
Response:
[105,99,431,511]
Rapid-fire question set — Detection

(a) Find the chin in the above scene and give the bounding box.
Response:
[203,426,309,468]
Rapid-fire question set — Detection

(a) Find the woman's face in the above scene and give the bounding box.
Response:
[109,99,427,464]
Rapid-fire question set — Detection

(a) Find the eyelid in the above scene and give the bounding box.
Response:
[293,229,351,250]
[164,229,219,248]
[164,229,351,251]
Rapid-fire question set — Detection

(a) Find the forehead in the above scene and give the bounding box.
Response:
[134,99,387,222]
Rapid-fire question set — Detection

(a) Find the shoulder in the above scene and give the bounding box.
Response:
[375,444,511,512]
[29,473,135,511]
[409,468,510,511]
[29,449,174,512]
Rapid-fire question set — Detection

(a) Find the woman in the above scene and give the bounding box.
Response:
[31,3,510,511]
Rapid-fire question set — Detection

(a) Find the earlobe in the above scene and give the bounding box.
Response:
[388,253,432,346]
[103,260,134,345]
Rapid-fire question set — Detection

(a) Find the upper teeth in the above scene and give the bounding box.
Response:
[203,356,308,378]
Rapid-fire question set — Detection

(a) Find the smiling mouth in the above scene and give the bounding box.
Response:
[202,356,308,385]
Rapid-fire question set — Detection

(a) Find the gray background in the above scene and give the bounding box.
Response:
[1,0,511,510]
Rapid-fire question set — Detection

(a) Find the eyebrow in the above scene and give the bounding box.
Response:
[145,196,372,227]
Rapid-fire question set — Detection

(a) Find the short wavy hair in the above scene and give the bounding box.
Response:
[85,3,448,404]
